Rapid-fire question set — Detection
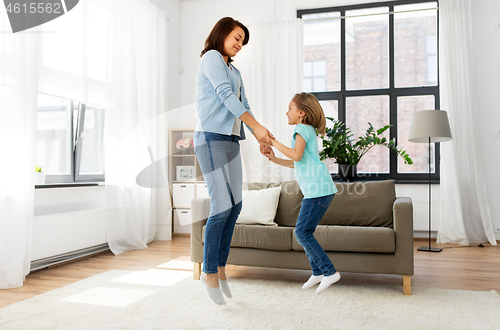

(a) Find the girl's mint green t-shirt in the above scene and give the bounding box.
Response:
[292,124,337,199]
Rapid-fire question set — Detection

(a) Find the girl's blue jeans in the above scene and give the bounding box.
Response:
[194,131,242,274]
[295,194,337,276]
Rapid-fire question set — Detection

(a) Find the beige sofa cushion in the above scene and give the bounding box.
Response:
[244,181,303,227]
[320,180,396,228]
[202,224,293,251]
[292,225,395,253]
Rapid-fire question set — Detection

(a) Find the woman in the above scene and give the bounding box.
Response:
[194,17,273,305]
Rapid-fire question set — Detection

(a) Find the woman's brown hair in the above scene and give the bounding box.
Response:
[292,92,327,136]
[200,17,249,64]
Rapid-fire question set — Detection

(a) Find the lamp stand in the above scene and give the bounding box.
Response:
[417,137,442,252]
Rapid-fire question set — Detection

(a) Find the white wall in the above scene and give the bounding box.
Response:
[149,0,182,111]
[177,0,500,240]
[34,186,106,216]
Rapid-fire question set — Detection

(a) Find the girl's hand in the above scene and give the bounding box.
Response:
[264,147,276,161]
[259,143,275,160]
[259,143,271,155]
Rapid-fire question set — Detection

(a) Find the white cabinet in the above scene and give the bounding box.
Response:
[169,128,205,234]
[173,209,192,234]
[196,183,209,199]
[172,183,195,208]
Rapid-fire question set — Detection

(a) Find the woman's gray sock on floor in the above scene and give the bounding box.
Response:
[219,279,232,298]
[200,274,226,305]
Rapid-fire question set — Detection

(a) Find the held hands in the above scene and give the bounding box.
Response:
[252,123,276,161]
[260,142,276,162]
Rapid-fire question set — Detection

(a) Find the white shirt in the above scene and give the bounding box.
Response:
[231,79,242,136]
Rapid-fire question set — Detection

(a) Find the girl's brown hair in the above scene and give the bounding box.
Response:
[200,17,249,65]
[292,92,327,136]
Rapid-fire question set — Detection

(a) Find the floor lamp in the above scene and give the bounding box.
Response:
[408,110,452,252]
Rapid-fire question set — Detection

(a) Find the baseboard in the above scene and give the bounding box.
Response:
[30,243,110,272]
[413,231,437,239]
[413,237,437,242]
[172,233,191,237]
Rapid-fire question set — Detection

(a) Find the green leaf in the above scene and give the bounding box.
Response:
[320,117,413,168]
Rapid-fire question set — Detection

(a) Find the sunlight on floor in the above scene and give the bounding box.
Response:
[61,286,156,307]
[60,269,192,307]
[157,256,192,270]
[112,269,192,287]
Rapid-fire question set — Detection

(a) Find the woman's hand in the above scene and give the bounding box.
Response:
[239,112,274,144]
[253,125,274,145]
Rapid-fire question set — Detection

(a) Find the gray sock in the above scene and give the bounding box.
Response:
[219,279,232,298]
[200,274,226,305]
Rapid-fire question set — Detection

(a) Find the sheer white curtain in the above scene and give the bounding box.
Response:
[437,0,496,245]
[104,0,170,254]
[39,0,170,254]
[238,19,304,183]
[0,17,40,288]
[38,1,110,106]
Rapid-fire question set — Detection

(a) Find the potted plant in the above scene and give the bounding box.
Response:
[319,117,413,181]
[35,165,45,185]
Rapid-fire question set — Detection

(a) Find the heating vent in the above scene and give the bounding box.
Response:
[412,201,440,231]
[31,208,107,264]
[30,244,109,272]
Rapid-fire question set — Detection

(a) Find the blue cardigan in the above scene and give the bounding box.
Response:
[195,50,255,140]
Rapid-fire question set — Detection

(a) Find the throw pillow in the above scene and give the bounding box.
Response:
[236,186,281,226]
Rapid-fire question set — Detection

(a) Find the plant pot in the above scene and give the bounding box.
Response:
[338,164,356,182]
[35,172,45,185]
[180,147,194,155]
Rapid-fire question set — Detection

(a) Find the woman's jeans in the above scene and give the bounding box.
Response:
[194,131,242,274]
[295,194,336,276]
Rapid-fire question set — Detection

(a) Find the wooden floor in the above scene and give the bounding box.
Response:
[1,237,499,308]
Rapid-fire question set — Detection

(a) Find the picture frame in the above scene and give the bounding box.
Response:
[176,165,195,181]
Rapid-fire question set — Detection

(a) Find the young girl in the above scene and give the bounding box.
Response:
[263,92,340,295]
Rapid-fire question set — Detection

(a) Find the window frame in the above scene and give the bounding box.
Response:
[298,0,440,183]
[39,95,105,185]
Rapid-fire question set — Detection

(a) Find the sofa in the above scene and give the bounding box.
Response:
[191,179,414,295]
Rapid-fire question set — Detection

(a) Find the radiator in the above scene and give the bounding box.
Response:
[412,201,440,231]
[31,208,108,263]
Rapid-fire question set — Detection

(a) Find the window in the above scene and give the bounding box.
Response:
[34,2,109,185]
[36,94,105,184]
[304,61,327,92]
[298,0,439,182]
[426,35,437,85]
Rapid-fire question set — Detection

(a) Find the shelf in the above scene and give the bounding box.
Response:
[170,127,204,235]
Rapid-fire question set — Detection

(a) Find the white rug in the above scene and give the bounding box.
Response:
[1,269,499,330]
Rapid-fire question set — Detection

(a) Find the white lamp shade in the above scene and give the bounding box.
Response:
[408,110,452,143]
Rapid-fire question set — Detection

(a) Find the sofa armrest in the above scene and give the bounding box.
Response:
[393,197,414,275]
[191,198,210,263]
